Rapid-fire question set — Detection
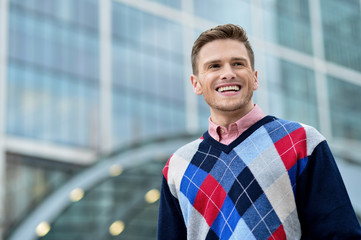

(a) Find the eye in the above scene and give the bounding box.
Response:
[209,64,220,69]
[234,62,244,67]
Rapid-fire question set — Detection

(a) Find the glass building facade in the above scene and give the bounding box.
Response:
[1,0,360,239]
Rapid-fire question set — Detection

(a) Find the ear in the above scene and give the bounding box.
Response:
[253,70,259,90]
[191,74,203,95]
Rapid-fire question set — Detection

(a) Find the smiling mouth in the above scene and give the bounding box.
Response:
[217,85,240,93]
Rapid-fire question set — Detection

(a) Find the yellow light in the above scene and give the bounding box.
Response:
[69,188,84,202]
[145,189,160,204]
[109,220,125,236]
[35,221,51,237]
[109,164,123,177]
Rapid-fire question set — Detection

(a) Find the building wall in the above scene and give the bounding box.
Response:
[1,0,361,238]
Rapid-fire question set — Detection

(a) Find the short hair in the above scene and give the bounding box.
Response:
[191,24,255,75]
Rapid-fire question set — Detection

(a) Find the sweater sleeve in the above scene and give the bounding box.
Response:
[296,140,361,239]
[157,176,187,240]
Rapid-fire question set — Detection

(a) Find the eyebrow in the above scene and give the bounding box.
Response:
[230,57,248,63]
[202,57,248,68]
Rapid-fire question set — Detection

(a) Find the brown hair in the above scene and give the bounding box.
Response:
[191,24,254,75]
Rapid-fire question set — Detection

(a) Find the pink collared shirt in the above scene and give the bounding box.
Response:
[208,104,265,145]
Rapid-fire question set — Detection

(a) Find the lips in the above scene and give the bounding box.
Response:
[216,85,240,93]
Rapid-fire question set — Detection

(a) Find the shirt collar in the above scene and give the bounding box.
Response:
[208,104,265,144]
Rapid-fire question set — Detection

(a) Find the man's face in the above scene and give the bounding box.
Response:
[191,39,258,120]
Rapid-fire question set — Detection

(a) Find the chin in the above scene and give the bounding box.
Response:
[214,100,253,113]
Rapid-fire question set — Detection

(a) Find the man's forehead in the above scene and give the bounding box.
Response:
[198,39,249,63]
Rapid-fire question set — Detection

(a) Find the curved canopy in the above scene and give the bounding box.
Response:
[9,132,202,240]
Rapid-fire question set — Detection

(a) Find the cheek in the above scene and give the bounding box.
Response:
[203,75,216,89]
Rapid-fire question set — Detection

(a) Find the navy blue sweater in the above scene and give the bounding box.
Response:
[158,116,361,239]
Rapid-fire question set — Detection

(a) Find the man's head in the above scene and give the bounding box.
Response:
[190,24,258,127]
[191,24,254,75]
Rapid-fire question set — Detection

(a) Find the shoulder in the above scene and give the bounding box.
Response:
[173,137,204,161]
[299,123,326,155]
[265,117,326,154]
[163,137,204,181]
[298,122,325,141]
[162,137,204,197]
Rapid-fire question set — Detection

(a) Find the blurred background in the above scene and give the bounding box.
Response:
[0,0,360,239]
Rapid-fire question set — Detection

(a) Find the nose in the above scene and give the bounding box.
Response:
[220,64,236,80]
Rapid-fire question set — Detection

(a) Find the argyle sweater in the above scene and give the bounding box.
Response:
[158,116,361,240]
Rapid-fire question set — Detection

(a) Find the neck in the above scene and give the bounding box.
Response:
[210,104,254,129]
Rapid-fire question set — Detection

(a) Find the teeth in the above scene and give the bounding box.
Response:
[217,85,240,92]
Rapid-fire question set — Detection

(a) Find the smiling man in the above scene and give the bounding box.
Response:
[158,24,361,240]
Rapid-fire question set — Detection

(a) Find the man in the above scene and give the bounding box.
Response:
[158,24,361,239]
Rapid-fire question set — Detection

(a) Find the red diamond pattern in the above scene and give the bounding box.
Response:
[275,127,307,170]
[193,174,227,227]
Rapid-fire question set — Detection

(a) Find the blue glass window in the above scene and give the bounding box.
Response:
[328,76,361,141]
[193,0,252,33]
[112,2,186,145]
[321,0,361,71]
[7,0,100,148]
